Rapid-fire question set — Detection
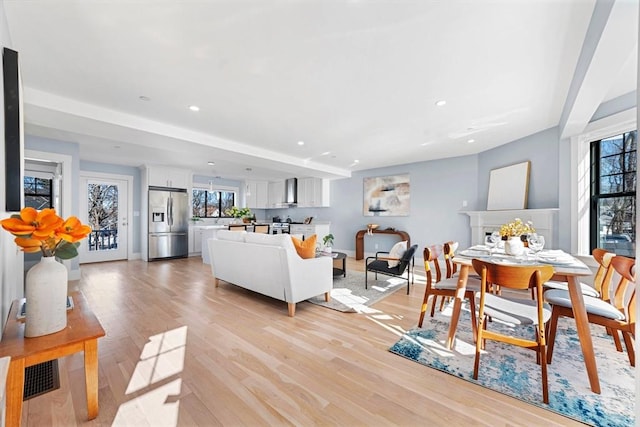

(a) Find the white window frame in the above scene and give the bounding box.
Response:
[570,108,637,255]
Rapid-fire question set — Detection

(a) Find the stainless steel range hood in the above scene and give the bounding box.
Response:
[285,178,298,205]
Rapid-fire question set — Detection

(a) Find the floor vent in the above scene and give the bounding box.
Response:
[24,359,60,400]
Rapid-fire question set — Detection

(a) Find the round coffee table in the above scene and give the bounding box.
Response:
[331,251,347,278]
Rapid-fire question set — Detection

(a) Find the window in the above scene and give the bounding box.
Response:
[192,188,236,218]
[590,130,636,257]
[24,176,53,209]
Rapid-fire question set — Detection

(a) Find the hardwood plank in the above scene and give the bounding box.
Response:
[20,257,581,426]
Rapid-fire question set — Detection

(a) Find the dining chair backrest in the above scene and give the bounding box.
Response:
[228,224,247,231]
[253,224,270,234]
[609,256,636,325]
[443,241,459,278]
[592,248,616,299]
[472,259,555,296]
[423,245,443,285]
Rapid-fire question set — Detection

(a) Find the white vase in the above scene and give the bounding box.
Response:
[25,256,68,337]
[504,237,525,256]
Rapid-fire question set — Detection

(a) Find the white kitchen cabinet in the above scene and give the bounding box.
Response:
[289,223,330,241]
[188,226,202,255]
[246,180,269,209]
[148,166,191,189]
[297,177,330,207]
[267,180,285,208]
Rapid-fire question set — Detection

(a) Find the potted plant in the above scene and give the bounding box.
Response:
[225,206,252,223]
[322,233,334,253]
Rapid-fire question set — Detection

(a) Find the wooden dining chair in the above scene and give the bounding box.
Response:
[545,255,636,367]
[433,241,482,311]
[543,248,613,297]
[228,224,247,231]
[253,224,270,234]
[472,259,555,404]
[418,245,478,340]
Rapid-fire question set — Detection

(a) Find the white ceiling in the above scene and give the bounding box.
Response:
[3,0,638,181]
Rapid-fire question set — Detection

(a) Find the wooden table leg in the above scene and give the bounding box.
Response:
[446,265,469,349]
[566,276,601,394]
[5,358,25,427]
[84,339,100,419]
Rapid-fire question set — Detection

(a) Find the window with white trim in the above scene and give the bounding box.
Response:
[571,109,636,256]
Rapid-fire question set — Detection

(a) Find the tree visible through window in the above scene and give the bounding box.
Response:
[87,183,119,251]
[590,130,636,257]
[192,189,235,218]
[24,176,53,209]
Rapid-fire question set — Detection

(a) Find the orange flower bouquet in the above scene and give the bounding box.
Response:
[1,207,92,259]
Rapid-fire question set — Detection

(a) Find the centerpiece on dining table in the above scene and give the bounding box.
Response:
[499,218,535,256]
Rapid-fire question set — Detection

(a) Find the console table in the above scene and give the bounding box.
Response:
[355,229,410,260]
[0,291,105,426]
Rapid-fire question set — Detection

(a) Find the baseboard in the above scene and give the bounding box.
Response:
[68,268,80,281]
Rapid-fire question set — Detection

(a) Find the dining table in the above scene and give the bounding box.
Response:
[450,246,601,394]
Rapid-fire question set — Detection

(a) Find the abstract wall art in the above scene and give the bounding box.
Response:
[363,174,410,216]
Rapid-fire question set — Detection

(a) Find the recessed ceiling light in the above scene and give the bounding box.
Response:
[321,151,331,156]
[354,159,360,163]
[467,139,475,143]
[297,141,305,146]
[207,161,215,165]
[139,95,150,101]
[245,168,252,171]
[189,105,200,112]
[435,100,446,107]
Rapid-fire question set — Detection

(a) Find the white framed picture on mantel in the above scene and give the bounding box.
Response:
[486,161,530,210]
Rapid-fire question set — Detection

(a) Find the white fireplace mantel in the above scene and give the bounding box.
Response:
[462,209,560,248]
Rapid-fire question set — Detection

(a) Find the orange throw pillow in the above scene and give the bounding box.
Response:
[291,234,317,259]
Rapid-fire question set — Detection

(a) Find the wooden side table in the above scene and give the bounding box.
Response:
[0,291,105,426]
[355,229,410,260]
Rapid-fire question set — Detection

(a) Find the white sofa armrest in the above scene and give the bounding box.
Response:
[286,254,333,303]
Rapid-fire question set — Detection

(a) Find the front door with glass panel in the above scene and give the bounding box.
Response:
[79,175,129,263]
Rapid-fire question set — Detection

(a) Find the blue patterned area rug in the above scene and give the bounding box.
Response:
[389,306,634,427]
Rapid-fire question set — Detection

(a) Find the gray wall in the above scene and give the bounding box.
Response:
[277,155,479,255]
[477,127,560,210]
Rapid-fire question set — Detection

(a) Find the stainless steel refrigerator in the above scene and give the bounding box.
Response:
[148,186,189,260]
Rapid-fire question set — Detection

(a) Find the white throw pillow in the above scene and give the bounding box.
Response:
[387,241,408,268]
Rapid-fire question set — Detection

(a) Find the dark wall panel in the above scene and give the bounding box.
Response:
[3,48,21,212]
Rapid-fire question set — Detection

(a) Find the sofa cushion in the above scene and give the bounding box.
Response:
[291,234,317,259]
[216,230,247,242]
[244,232,297,253]
[388,240,407,267]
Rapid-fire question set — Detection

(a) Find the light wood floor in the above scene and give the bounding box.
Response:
[20,256,581,426]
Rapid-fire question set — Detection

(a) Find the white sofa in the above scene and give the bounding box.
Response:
[207,230,332,316]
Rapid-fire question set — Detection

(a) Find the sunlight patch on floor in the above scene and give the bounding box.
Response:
[115,326,188,425]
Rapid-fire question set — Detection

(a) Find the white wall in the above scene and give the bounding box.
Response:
[0,0,24,330]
